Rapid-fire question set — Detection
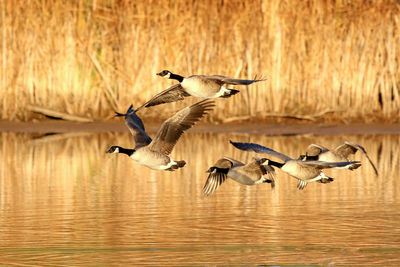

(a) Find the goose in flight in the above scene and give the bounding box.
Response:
[305,141,378,176]
[107,99,215,171]
[229,141,361,190]
[134,70,265,111]
[202,157,276,196]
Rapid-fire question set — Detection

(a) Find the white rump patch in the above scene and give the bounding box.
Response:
[215,86,231,98]
[159,158,177,170]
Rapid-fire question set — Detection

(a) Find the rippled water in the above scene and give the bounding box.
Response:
[0,131,399,266]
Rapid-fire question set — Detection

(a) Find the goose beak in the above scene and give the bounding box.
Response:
[156,71,163,76]
[106,147,113,153]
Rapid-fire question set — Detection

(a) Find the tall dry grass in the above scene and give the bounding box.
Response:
[0,0,399,122]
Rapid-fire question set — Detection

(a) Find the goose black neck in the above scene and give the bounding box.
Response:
[305,155,319,161]
[169,73,184,82]
[215,167,230,174]
[118,147,135,156]
[268,160,284,168]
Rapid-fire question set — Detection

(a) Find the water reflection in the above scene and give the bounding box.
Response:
[0,132,399,265]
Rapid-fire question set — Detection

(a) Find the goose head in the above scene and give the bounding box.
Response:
[257,158,270,165]
[299,154,319,161]
[106,146,135,156]
[156,70,172,79]
[157,70,172,79]
[106,146,120,154]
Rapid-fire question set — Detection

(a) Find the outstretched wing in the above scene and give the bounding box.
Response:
[306,144,330,156]
[263,164,277,189]
[203,171,228,196]
[337,141,379,176]
[229,141,292,162]
[243,159,277,189]
[205,75,267,85]
[222,157,245,168]
[134,84,190,112]
[297,160,361,170]
[297,180,308,190]
[120,105,152,148]
[148,99,215,155]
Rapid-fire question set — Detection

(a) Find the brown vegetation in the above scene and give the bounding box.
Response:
[1,0,399,122]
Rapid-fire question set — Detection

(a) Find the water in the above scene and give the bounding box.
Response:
[0,131,399,266]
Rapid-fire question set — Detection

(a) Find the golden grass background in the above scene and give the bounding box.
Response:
[1,0,399,122]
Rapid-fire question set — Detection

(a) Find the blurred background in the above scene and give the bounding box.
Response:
[1,0,399,122]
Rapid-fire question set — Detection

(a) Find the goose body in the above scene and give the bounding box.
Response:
[179,75,233,98]
[230,141,361,190]
[281,160,322,180]
[107,99,215,171]
[129,147,177,170]
[134,70,265,111]
[202,157,276,196]
[305,141,378,175]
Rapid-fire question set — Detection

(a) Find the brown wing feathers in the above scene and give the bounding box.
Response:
[134,84,190,112]
[149,99,215,155]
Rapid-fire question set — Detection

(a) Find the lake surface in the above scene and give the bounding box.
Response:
[0,131,399,266]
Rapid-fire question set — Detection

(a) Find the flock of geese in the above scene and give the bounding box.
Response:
[107,70,378,195]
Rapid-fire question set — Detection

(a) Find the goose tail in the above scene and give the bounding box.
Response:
[176,160,186,168]
[221,89,240,98]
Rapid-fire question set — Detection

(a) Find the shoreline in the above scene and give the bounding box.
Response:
[1,121,400,135]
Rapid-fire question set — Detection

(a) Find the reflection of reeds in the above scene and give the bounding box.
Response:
[1,1,399,122]
[0,132,397,202]
[0,132,399,265]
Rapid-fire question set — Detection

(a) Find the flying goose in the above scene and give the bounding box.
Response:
[305,141,378,176]
[134,70,265,111]
[107,99,215,171]
[202,157,276,196]
[229,141,362,190]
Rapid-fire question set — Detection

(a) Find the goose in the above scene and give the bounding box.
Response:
[202,157,276,196]
[305,141,378,176]
[229,141,361,190]
[134,70,265,111]
[106,99,215,171]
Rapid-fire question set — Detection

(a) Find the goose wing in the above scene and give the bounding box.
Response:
[240,159,265,173]
[229,141,292,162]
[205,75,266,85]
[297,160,361,170]
[214,158,237,168]
[297,180,308,190]
[203,158,232,196]
[203,171,228,196]
[119,105,152,148]
[306,144,330,156]
[337,141,378,175]
[148,99,215,155]
[134,84,190,112]
[263,164,277,189]
[222,157,245,168]
[243,159,277,189]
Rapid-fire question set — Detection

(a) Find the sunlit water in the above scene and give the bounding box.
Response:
[0,131,399,266]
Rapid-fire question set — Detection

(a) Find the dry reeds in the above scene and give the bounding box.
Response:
[0,0,399,122]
